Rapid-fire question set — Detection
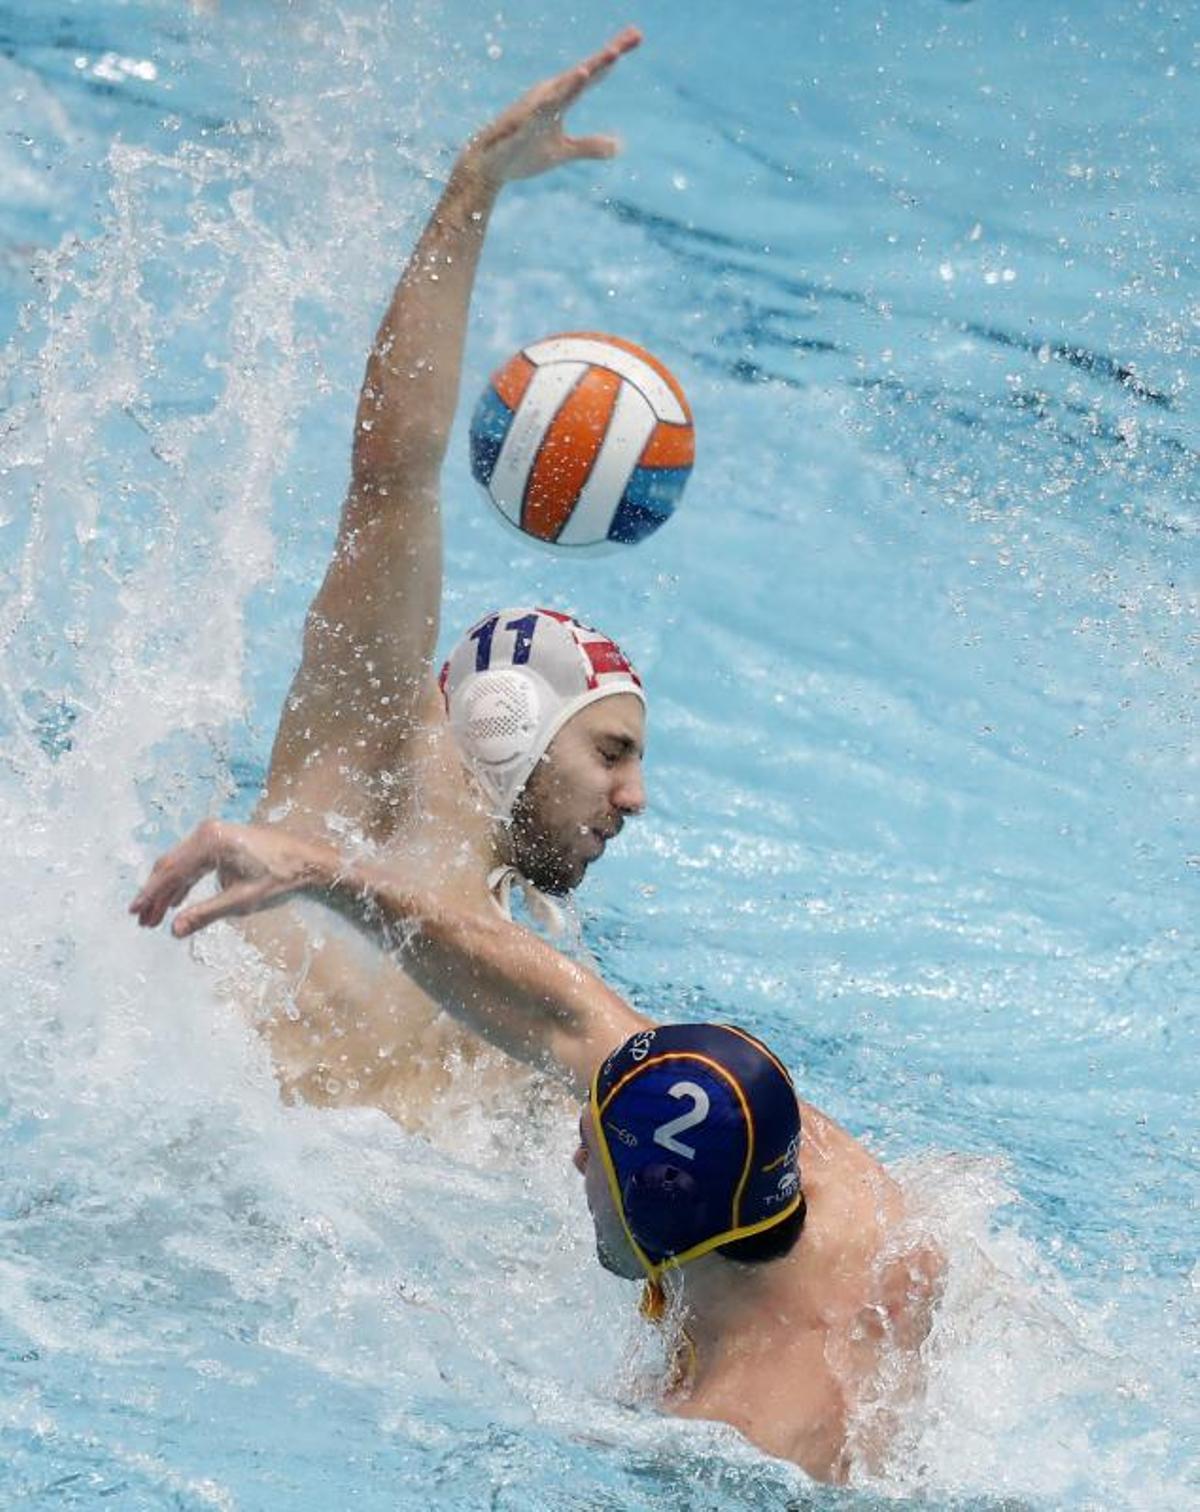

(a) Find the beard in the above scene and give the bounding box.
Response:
[507,790,585,895]
[514,847,579,896]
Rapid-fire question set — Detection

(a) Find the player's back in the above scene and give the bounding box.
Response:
[668,1104,942,1482]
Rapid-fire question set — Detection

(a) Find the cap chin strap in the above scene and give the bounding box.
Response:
[641,1277,668,1322]
[641,1277,698,1395]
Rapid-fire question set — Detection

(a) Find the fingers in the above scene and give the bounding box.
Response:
[563,133,621,162]
[129,828,217,928]
[548,25,642,111]
[172,877,270,939]
[128,819,231,930]
[129,873,190,929]
[579,24,643,81]
[465,25,640,185]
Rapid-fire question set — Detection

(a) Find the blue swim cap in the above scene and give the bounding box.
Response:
[590,1024,803,1287]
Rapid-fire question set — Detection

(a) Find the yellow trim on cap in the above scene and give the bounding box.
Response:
[648,1187,805,1278]
[596,1050,756,1231]
[718,1022,794,1086]
[592,1047,805,1290]
[590,1063,658,1281]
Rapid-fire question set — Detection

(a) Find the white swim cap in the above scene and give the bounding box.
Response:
[439,607,645,820]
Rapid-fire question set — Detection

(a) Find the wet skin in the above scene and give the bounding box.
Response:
[508,693,647,895]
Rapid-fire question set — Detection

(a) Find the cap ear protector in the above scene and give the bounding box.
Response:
[621,1162,708,1259]
[454,669,541,766]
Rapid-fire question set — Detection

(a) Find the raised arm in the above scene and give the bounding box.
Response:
[130,820,648,1094]
[263,27,642,827]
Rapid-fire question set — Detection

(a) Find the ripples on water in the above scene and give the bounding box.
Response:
[0,2,1195,1506]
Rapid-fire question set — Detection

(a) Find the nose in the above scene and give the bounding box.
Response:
[573,1142,588,1175]
[614,759,646,817]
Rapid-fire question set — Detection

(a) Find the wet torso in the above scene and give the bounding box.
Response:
[667,1104,944,1483]
[231,714,539,1129]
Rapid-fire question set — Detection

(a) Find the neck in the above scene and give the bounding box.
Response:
[661,1251,792,1376]
[453,764,512,875]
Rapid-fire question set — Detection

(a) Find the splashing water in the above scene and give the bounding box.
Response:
[1,2,1196,1507]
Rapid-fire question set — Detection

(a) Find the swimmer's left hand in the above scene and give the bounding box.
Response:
[129,819,332,938]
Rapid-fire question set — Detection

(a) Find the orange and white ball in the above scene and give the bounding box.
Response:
[469,332,694,548]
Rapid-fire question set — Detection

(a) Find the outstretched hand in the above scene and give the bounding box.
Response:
[129,820,332,939]
[462,25,642,188]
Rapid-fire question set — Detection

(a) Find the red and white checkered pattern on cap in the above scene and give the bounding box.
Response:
[439,607,644,820]
[532,608,644,693]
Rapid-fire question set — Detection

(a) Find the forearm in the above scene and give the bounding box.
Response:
[351,153,500,492]
[309,857,641,1092]
[132,816,643,1088]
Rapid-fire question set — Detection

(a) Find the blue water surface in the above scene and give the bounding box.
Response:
[0,1,1196,1507]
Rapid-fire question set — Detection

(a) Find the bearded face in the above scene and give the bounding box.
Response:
[507,694,646,894]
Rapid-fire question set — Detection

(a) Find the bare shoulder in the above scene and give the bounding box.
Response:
[669,1354,852,1485]
[798,1102,907,1248]
[260,676,450,841]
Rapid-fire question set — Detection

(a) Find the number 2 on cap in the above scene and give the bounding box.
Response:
[653,1081,710,1160]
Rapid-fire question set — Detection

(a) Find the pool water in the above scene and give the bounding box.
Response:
[1,1,1196,1506]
